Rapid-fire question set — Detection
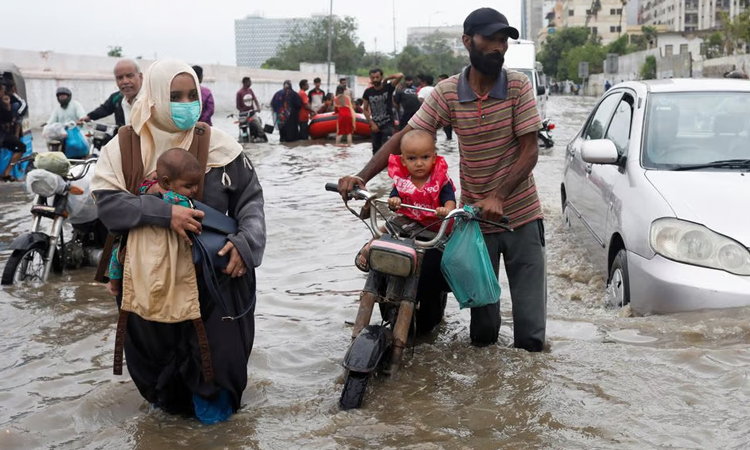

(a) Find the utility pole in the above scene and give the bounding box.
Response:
[392,0,397,56]
[326,0,334,94]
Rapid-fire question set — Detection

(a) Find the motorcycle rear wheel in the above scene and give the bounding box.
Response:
[2,243,48,285]
[339,371,370,410]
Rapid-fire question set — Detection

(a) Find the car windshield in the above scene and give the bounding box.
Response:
[642,92,750,169]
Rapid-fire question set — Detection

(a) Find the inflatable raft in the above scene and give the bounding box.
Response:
[308,112,371,139]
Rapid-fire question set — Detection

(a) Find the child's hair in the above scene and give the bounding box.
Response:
[157,148,202,182]
[335,85,346,95]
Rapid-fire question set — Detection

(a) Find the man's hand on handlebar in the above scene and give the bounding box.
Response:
[337,175,366,201]
[171,205,205,245]
[473,196,505,224]
[76,116,91,125]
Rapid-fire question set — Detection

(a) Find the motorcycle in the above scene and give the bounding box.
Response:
[539,118,555,149]
[230,110,268,143]
[83,121,117,157]
[325,182,512,410]
[1,154,106,285]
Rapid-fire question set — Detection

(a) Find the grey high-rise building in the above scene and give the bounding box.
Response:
[235,15,319,68]
[521,0,545,41]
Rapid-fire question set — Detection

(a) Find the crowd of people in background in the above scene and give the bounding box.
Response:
[0,78,28,180]
[262,70,453,150]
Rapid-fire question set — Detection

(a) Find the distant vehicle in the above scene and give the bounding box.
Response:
[505,40,554,148]
[561,79,750,315]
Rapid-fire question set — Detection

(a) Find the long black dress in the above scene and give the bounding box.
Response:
[94,153,266,416]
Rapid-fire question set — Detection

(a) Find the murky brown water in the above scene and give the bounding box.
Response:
[2,95,750,449]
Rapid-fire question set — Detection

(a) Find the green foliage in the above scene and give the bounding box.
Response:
[356,52,397,76]
[641,55,656,80]
[263,16,366,73]
[606,35,638,55]
[107,46,123,57]
[703,32,725,59]
[394,33,468,78]
[564,43,607,83]
[538,27,591,80]
[717,10,750,56]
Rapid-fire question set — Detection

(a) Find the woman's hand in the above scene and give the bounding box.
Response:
[170,205,204,244]
[388,197,401,211]
[218,241,246,278]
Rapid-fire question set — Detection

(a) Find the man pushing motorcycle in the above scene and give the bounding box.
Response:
[78,58,143,129]
[338,7,547,352]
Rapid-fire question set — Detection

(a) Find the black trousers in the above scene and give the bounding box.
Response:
[470,220,547,351]
[371,124,394,155]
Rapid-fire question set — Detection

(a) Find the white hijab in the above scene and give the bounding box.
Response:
[92,59,242,192]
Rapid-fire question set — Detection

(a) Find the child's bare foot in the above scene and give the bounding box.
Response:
[355,243,370,272]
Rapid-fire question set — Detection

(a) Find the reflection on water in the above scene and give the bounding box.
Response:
[1,96,750,449]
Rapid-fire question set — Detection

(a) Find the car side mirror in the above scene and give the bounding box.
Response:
[536,85,546,96]
[581,139,620,164]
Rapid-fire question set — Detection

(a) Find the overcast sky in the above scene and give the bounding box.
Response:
[3,0,521,66]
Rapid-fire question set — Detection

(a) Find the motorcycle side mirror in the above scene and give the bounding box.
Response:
[537,85,546,96]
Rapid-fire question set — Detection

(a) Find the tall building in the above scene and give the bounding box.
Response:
[521,0,546,42]
[234,15,319,68]
[639,0,748,32]
[627,0,640,25]
[538,0,564,49]
[406,26,465,55]
[562,0,628,44]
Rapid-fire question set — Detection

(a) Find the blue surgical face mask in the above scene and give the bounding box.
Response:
[171,101,200,130]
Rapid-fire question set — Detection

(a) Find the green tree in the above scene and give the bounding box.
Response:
[564,43,607,83]
[107,46,123,57]
[704,32,724,59]
[538,27,590,80]
[263,16,366,74]
[392,33,468,78]
[717,10,750,55]
[357,52,397,76]
[606,34,638,55]
[641,26,658,49]
[641,55,656,80]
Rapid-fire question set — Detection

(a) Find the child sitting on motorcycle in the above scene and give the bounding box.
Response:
[355,129,456,272]
[106,148,203,295]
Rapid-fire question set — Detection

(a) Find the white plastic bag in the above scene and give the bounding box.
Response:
[25,169,66,198]
[42,123,67,141]
[66,164,98,224]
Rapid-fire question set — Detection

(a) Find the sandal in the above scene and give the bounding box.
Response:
[354,243,370,273]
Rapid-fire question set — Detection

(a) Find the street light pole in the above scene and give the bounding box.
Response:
[326,0,334,93]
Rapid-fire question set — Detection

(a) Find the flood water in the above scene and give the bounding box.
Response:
[2,95,750,449]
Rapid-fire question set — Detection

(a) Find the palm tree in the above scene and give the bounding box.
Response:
[619,0,628,37]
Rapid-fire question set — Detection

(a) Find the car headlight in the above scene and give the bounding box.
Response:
[650,218,750,276]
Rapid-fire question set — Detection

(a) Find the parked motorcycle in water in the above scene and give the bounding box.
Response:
[325,183,512,410]
[230,110,268,143]
[539,118,555,149]
[1,154,106,285]
[42,121,116,158]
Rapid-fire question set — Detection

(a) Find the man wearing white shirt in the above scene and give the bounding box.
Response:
[79,59,143,129]
[417,74,435,103]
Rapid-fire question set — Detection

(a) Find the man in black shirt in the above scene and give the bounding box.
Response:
[393,76,420,132]
[362,68,403,154]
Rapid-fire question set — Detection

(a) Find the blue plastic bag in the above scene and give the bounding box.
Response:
[64,126,89,158]
[0,134,33,179]
[440,206,501,309]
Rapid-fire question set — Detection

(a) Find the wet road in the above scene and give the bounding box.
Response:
[2,95,750,449]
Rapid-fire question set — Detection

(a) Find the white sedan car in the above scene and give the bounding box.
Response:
[561,78,750,314]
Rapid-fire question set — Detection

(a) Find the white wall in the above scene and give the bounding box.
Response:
[657,33,703,61]
[1,47,370,126]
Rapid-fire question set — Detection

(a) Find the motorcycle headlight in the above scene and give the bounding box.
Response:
[649,218,750,276]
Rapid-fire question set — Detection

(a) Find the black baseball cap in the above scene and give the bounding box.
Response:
[463,8,519,40]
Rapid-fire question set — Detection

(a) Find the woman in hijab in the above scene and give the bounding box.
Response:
[270,80,301,143]
[91,60,265,423]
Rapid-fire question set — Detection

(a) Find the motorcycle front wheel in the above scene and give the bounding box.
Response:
[339,370,370,410]
[2,243,48,285]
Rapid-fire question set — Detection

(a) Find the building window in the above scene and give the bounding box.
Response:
[665,44,674,55]
[680,43,688,53]
[611,8,616,14]
[617,8,623,13]
[610,25,623,32]
[592,26,598,34]
[569,9,574,16]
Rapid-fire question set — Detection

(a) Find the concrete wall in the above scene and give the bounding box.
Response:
[606,48,661,82]
[700,54,750,78]
[0,47,370,126]
[657,53,693,78]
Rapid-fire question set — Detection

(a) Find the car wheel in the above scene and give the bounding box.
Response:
[607,249,630,308]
